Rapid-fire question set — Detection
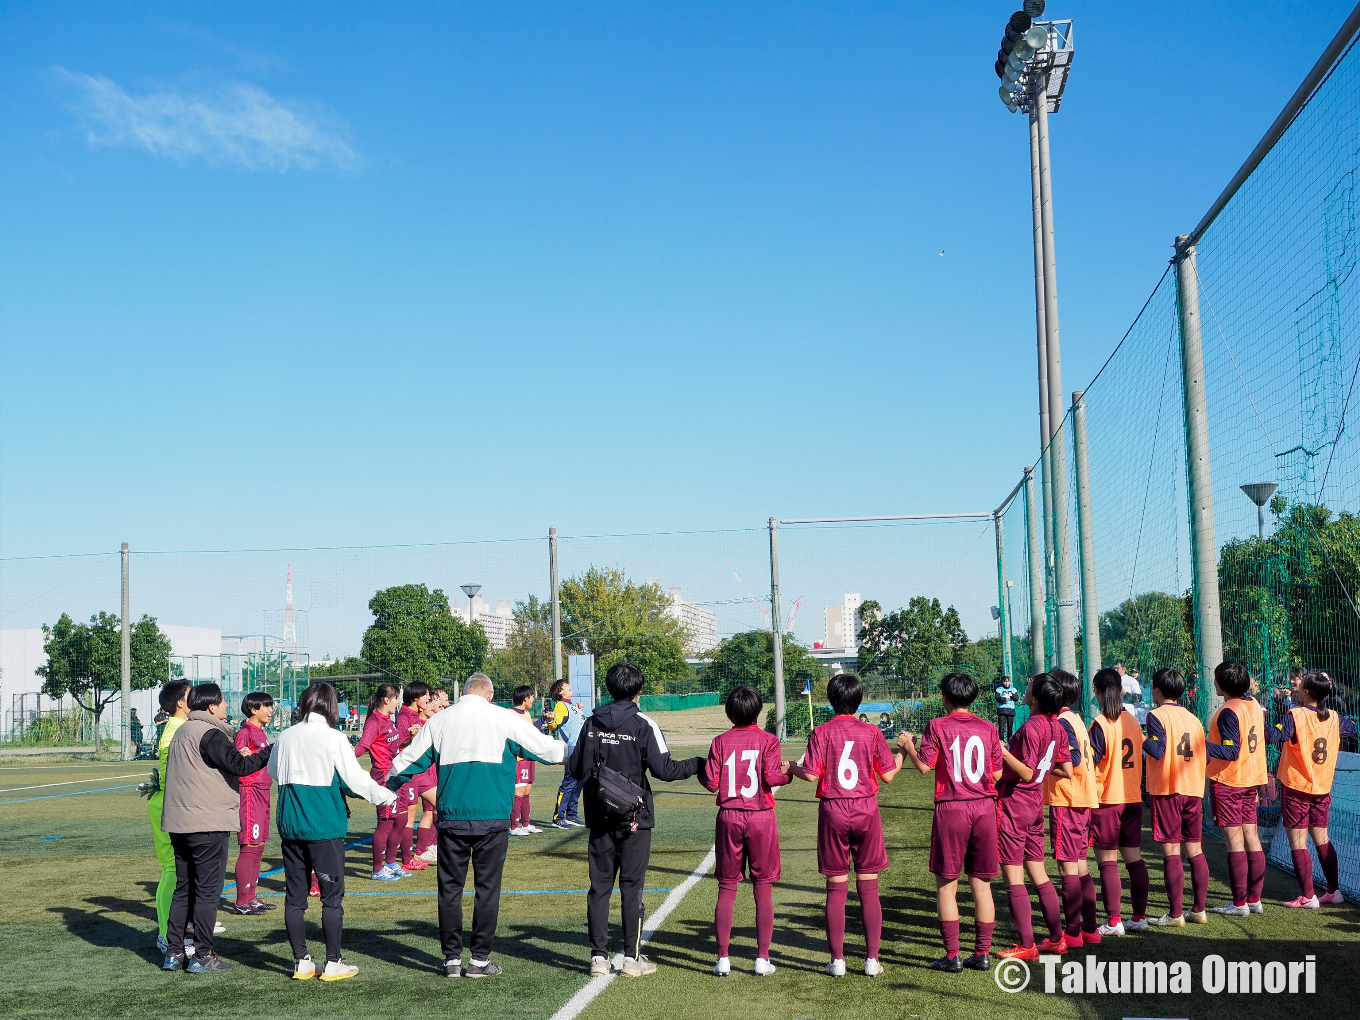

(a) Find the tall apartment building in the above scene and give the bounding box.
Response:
[464,596,517,650]
[823,593,863,654]
[645,579,719,655]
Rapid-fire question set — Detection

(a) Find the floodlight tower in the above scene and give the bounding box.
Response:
[995,1,1078,674]
[282,564,299,666]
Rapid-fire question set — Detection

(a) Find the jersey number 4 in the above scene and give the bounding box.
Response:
[724,750,760,798]
[1176,733,1193,760]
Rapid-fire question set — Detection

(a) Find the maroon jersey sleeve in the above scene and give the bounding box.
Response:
[762,732,790,789]
[870,725,896,776]
[802,723,826,777]
[916,718,942,769]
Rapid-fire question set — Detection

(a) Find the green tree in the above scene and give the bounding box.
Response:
[309,656,377,678]
[856,597,968,682]
[38,611,172,750]
[701,629,827,702]
[559,567,689,661]
[597,633,695,695]
[1097,591,1194,678]
[360,584,488,684]
[484,595,555,693]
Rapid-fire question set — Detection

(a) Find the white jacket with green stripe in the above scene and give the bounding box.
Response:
[268,713,398,841]
[388,693,564,834]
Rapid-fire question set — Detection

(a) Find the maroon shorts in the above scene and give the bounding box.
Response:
[1209,781,1260,828]
[516,759,536,785]
[411,768,437,804]
[1151,793,1203,843]
[238,784,271,845]
[1092,802,1142,849]
[716,807,781,885]
[998,790,1045,865]
[816,798,888,877]
[1280,787,1331,829]
[1048,805,1093,862]
[930,798,999,880]
[372,767,403,821]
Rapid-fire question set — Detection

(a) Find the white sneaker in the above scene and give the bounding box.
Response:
[590,956,612,977]
[1097,921,1125,937]
[620,955,657,977]
[156,936,168,956]
[1186,910,1209,924]
[1247,899,1264,914]
[292,955,317,981]
[213,921,226,935]
[825,958,846,977]
[1211,902,1250,916]
[610,952,626,972]
[713,956,730,977]
[524,824,544,834]
[509,827,527,836]
[320,958,359,982]
[1320,889,1347,905]
[418,844,438,863]
[1150,913,1185,927]
[1123,917,1149,932]
[753,958,776,977]
[864,958,883,977]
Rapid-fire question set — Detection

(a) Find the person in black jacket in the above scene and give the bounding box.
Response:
[566,662,703,978]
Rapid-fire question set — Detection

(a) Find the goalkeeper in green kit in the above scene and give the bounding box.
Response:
[141,680,190,955]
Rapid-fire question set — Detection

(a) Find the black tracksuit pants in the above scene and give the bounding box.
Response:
[282,837,346,963]
[587,826,652,957]
[167,830,229,957]
[437,827,509,963]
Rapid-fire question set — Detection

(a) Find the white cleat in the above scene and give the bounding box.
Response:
[1097,921,1125,937]
[524,824,544,834]
[509,827,527,836]
[753,957,776,977]
[713,956,730,977]
[1319,889,1347,905]
[825,958,846,977]
[418,844,438,863]
[864,958,884,977]
[1247,899,1264,914]
[1211,902,1250,916]
[1123,917,1149,932]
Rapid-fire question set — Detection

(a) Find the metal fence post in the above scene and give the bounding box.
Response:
[1024,467,1045,680]
[1071,391,1101,708]
[549,527,563,690]
[1173,238,1225,714]
[120,542,132,760]
[993,511,1014,682]
[768,518,786,742]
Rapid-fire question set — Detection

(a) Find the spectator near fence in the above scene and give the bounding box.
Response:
[546,678,587,828]
[994,676,1018,741]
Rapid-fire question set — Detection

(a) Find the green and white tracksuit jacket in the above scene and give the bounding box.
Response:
[389,694,565,833]
[268,713,398,841]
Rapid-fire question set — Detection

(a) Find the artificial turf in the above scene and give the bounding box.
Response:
[1,741,1357,1019]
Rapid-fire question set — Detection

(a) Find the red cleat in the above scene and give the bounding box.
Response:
[402,858,429,871]
[1082,930,1103,945]
[998,944,1040,961]
[1036,937,1067,955]
[308,882,321,898]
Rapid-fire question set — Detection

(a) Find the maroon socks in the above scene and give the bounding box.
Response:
[1036,880,1063,941]
[859,878,883,960]
[1060,874,1083,937]
[825,882,848,959]
[1098,861,1122,922]
[511,795,532,829]
[939,918,961,957]
[385,818,405,866]
[415,824,436,856]
[715,883,738,957]
[372,818,395,872]
[1079,874,1098,933]
[1318,842,1340,894]
[234,845,263,905]
[1164,855,1185,917]
[754,882,775,959]
[1292,848,1315,898]
[1226,850,1248,905]
[1247,849,1266,903]
[1187,854,1210,914]
[1127,858,1150,918]
[1007,884,1035,947]
[975,920,995,955]
[397,822,413,864]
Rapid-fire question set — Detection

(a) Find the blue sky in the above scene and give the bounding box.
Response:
[2,0,1353,558]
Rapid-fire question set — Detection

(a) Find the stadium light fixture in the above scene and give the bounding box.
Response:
[460,583,482,623]
[1240,481,1279,540]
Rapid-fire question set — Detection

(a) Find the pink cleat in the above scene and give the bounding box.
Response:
[1319,890,1347,905]
[1282,894,1320,909]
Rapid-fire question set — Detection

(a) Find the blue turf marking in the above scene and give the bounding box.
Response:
[255,888,675,897]
[223,837,373,892]
[42,835,61,839]
[0,783,140,806]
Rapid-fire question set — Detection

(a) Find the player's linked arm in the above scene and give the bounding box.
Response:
[388,724,437,790]
[895,731,932,776]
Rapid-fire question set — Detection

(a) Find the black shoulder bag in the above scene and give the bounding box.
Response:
[590,726,647,831]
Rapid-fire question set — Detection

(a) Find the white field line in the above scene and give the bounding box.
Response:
[0,773,144,793]
[548,845,717,1020]
[0,762,140,770]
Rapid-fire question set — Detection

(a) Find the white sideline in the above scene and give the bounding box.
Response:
[0,773,143,793]
[548,845,717,1020]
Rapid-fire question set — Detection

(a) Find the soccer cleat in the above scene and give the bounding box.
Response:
[1098,921,1125,937]
[1320,889,1346,905]
[1036,937,1067,955]
[156,936,169,956]
[1124,917,1150,932]
[418,844,438,863]
[1082,929,1103,945]
[864,958,884,976]
[403,857,429,872]
[590,956,612,977]
[824,958,846,977]
[186,952,234,973]
[713,956,730,977]
[999,943,1039,961]
[562,819,585,827]
[1149,913,1185,927]
[388,865,413,879]
[930,954,963,973]
[753,958,777,977]
[620,956,657,978]
[227,902,266,916]
[292,956,316,981]
[444,960,464,978]
[1247,899,1264,914]
[309,882,321,898]
[1186,910,1209,924]
[962,953,990,972]
[509,827,527,837]
[248,899,277,911]
[320,958,359,982]
[1283,894,1320,909]
[552,820,571,829]
[524,824,544,834]
[161,953,186,971]
[371,868,399,881]
[1211,902,1250,916]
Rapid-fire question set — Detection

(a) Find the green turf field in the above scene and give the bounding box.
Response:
[2,735,1357,1019]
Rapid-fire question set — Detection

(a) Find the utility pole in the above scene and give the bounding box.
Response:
[768,518,785,742]
[549,527,562,692]
[1023,467,1046,678]
[1071,391,1101,707]
[120,542,131,760]
[993,511,1014,682]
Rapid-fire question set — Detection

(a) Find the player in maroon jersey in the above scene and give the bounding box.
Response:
[509,685,544,834]
[699,685,791,977]
[230,691,275,913]
[899,673,1005,973]
[354,682,404,878]
[409,686,448,864]
[994,674,1074,962]
[789,673,902,978]
[390,681,432,875]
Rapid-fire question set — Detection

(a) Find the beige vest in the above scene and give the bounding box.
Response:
[161,711,243,834]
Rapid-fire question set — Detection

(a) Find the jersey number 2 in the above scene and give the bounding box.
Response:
[724,750,760,798]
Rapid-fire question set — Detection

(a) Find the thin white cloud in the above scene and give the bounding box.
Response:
[54,68,357,172]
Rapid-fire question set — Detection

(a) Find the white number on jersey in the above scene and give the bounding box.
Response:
[725,749,760,798]
[837,741,859,790]
[949,734,986,784]
[1034,740,1056,783]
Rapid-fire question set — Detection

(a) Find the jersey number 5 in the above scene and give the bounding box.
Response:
[837,741,859,790]
[724,749,760,798]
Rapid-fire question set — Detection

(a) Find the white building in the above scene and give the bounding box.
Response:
[464,597,516,650]
[655,584,718,656]
[823,593,863,655]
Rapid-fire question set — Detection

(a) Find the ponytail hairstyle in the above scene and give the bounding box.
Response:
[1301,671,1335,721]
[1092,667,1124,721]
[367,682,399,716]
[1029,673,1065,715]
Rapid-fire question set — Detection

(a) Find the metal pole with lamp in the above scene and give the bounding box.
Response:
[459,583,482,702]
